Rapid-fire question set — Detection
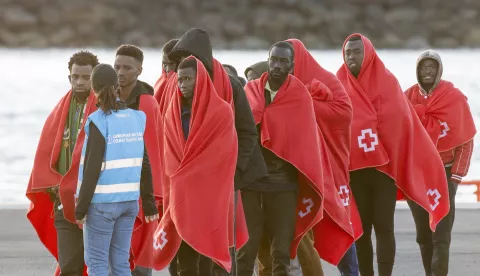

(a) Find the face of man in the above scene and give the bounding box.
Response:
[162,53,176,73]
[344,40,364,77]
[69,64,93,96]
[268,46,293,86]
[418,58,438,88]
[114,55,142,88]
[177,67,196,100]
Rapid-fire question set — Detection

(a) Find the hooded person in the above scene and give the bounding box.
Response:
[223,64,247,86]
[337,33,451,276]
[287,38,361,276]
[26,51,99,276]
[240,41,329,276]
[244,61,268,82]
[151,56,246,275]
[405,50,476,276]
[165,28,268,275]
[154,39,180,118]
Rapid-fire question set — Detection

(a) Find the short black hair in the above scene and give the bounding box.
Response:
[116,44,144,63]
[178,57,197,71]
[348,35,362,42]
[223,64,238,77]
[163,39,179,55]
[68,50,99,72]
[268,41,295,61]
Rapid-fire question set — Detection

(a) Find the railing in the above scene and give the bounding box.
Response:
[460,181,480,202]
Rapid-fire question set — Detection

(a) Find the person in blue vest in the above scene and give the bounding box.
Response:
[75,63,159,276]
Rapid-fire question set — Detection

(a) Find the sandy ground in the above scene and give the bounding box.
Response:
[0,206,478,276]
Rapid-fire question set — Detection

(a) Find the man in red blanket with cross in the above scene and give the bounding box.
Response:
[286,38,362,275]
[405,49,476,276]
[337,34,450,276]
[239,41,339,276]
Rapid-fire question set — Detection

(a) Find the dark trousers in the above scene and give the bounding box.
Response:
[172,242,232,276]
[54,208,84,276]
[132,266,153,276]
[407,168,458,276]
[237,190,297,276]
[350,168,397,276]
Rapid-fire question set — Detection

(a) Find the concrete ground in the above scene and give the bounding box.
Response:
[0,205,478,276]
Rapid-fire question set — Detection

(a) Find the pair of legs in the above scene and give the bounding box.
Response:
[350,168,397,276]
[83,201,139,276]
[407,168,458,276]
[237,190,297,276]
[171,242,232,276]
[54,208,84,276]
[257,230,323,276]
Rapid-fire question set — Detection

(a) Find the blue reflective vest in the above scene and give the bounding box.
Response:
[77,108,146,203]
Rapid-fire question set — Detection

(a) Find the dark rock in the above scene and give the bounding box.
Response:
[380,33,403,48]
[223,21,247,39]
[385,7,419,25]
[432,37,460,48]
[405,36,430,49]
[18,32,48,47]
[2,6,38,27]
[463,28,480,47]
[49,27,76,45]
[122,31,151,47]
[0,0,475,49]
[38,7,62,26]
[0,28,19,46]
[326,4,359,23]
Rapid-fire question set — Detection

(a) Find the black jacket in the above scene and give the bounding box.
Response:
[170,28,267,190]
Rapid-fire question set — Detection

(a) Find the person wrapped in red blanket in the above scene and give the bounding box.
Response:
[405,49,476,276]
[285,38,362,274]
[165,28,266,276]
[26,51,99,276]
[239,41,328,276]
[336,34,450,276]
[152,56,248,274]
[154,39,179,118]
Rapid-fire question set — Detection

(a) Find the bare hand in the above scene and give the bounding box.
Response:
[145,213,160,223]
[76,216,86,225]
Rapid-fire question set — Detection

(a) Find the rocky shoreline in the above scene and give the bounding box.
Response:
[1,0,479,49]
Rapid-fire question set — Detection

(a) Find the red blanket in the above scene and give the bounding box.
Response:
[26,91,96,276]
[154,70,178,118]
[337,33,450,230]
[129,94,164,268]
[153,57,246,272]
[212,58,235,109]
[405,80,476,151]
[245,73,331,260]
[287,38,363,242]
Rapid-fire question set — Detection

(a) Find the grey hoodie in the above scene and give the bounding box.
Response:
[416,49,443,95]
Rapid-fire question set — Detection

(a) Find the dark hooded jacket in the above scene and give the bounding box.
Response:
[169,28,267,190]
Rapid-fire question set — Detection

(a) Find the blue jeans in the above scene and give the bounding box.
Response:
[84,201,139,276]
[338,244,359,276]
